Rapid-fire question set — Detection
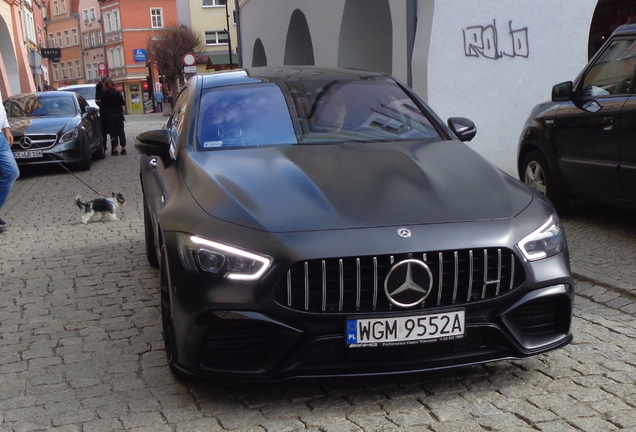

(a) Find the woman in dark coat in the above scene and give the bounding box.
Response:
[99,77,127,155]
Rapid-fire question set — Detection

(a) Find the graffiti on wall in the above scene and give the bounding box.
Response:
[463,20,529,59]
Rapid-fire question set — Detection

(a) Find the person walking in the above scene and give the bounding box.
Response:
[0,89,20,233]
[154,89,164,113]
[99,77,127,155]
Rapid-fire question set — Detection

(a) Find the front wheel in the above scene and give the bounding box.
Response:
[521,150,567,213]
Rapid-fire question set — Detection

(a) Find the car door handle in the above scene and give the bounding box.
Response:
[149,158,157,168]
[602,117,614,130]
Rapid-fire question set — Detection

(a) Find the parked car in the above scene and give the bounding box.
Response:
[518,23,636,212]
[58,83,99,110]
[4,91,104,170]
[135,66,573,381]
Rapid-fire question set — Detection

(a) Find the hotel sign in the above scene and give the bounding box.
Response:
[41,48,61,59]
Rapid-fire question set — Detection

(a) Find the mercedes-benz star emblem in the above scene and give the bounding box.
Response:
[397,228,412,238]
[384,259,432,307]
[19,137,33,149]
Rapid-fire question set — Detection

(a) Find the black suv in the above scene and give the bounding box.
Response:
[518,23,636,212]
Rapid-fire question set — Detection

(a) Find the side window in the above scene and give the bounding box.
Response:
[167,87,190,159]
[77,95,88,113]
[582,38,636,97]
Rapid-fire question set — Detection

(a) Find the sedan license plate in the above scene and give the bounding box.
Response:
[346,310,465,347]
[14,150,43,159]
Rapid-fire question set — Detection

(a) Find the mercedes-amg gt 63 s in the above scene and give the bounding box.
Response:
[135,67,574,381]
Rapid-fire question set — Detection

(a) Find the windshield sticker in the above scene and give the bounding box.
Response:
[203,141,223,148]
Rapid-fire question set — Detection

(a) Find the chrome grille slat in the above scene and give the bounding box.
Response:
[277,247,525,314]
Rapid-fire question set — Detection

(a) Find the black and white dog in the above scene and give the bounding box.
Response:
[75,193,126,224]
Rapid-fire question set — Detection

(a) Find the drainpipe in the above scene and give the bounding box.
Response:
[235,0,242,68]
[406,0,418,88]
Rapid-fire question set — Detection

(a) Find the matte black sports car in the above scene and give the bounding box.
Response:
[4,91,103,170]
[518,23,636,212]
[135,67,574,381]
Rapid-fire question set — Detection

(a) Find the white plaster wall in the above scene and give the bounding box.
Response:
[240,0,599,175]
[418,0,598,175]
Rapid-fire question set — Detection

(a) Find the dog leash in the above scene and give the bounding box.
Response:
[45,153,105,197]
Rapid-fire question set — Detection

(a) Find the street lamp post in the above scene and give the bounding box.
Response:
[225,1,234,69]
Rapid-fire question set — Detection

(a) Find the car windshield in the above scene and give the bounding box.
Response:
[5,94,77,117]
[196,79,440,150]
[62,86,95,100]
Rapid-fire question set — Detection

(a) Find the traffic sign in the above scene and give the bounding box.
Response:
[183,53,196,66]
[183,66,197,73]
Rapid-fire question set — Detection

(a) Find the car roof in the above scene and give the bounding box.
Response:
[6,91,76,100]
[199,66,390,90]
[611,23,636,37]
[58,84,95,89]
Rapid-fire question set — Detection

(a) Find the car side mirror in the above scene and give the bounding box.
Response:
[447,117,477,142]
[552,81,573,102]
[134,129,173,166]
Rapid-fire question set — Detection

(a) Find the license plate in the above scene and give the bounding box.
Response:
[14,150,43,159]
[346,310,465,347]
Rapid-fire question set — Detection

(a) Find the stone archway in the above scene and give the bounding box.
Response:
[337,0,393,75]
[0,16,21,96]
[252,38,268,67]
[589,0,636,59]
[283,9,315,65]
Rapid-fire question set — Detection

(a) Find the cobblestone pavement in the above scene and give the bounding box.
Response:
[0,113,636,431]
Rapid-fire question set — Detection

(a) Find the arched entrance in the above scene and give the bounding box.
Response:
[337,0,393,75]
[589,0,636,58]
[0,16,21,96]
[252,38,268,67]
[284,9,315,65]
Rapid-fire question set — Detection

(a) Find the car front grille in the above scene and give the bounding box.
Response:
[11,134,58,150]
[510,296,571,337]
[274,248,525,313]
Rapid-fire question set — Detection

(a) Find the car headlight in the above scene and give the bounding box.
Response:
[60,128,79,142]
[177,233,272,281]
[517,215,566,261]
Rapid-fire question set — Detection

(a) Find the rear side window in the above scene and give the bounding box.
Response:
[197,84,297,149]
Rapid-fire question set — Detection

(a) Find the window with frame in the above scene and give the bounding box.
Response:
[64,30,70,47]
[202,0,227,5]
[61,63,67,79]
[104,12,112,32]
[49,33,55,48]
[583,38,636,96]
[72,28,78,45]
[83,33,89,49]
[98,30,103,45]
[90,7,96,20]
[76,60,81,78]
[86,63,94,81]
[56,32,62,47]
[151,8,163,28]
[205,31,229,45]
[67,61,74,79]
[53,1,59,15]
[61,0,66,13]
[53,64,59,81]
[83,9,89,22]
[113,10,120,30]
[91,32,96,47]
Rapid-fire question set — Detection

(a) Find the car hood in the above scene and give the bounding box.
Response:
[8,116,75,135]
[182,140,534,233]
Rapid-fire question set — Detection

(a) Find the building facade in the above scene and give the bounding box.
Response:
[0,0,40,97]
[238,0,625,175]
[177,0,238,72]
[99,0,178,114]
[78,0,105,83]
[45,0,84,89]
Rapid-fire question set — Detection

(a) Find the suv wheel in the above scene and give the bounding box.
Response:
[522,150,568,213]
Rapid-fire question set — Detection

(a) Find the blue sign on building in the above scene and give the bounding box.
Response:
[134,49,147,63]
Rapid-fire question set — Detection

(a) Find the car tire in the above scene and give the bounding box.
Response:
[144,200,159,268]
[76,141,92,171]
[93,138,106,160]
[522,150,568,213]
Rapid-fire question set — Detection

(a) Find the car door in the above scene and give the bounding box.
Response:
[554,38,636,200]
[143,87,190,236]
[619,91,636,202]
